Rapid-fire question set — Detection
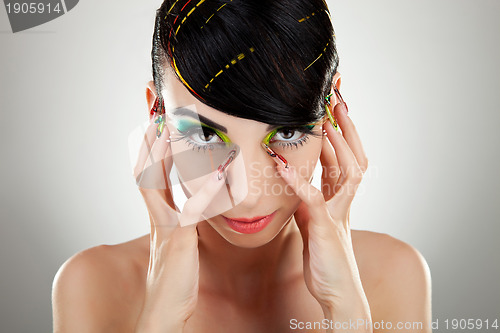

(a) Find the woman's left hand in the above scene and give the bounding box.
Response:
[275,102,371,324]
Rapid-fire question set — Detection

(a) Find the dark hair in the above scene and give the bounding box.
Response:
[152,0,339,127]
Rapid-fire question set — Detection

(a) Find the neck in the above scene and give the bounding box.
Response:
[196,215,303,305]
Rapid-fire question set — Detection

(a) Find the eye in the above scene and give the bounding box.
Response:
[189,127,224,145]
[270,128,305,142]
[265,125,317,150]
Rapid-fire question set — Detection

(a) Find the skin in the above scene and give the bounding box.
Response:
[52,69,432,333]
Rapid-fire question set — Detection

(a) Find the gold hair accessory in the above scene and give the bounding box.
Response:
[204,47,255,91]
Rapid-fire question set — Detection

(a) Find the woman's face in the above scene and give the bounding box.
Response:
[161,71,325,248]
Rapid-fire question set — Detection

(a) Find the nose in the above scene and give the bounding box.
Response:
[225,142,276,210]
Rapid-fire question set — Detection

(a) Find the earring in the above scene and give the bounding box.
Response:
[150,96,166,138]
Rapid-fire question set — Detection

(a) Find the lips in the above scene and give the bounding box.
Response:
[223,211,277,234]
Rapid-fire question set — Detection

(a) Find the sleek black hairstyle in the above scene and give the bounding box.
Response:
[152,0,339,127]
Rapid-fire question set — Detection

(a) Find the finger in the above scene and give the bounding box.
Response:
[324,111,363,187]
[139,122,172,191]
[137,124,179,230]
[327,166,362,219]
[324,111,364,214]
[141,187,179,233]
[293,201,311,250]
[319,137,340,200]
[133,119,159,181]
[276,163,331,230]
[333,103,369,173]
[178,169,230,227]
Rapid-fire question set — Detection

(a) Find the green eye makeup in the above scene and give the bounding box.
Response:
[173,118,232,143]
[262,124,316,145]
[171,115,319,154]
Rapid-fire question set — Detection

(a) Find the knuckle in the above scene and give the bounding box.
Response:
[346,165,363,182]
[360,156,369,173]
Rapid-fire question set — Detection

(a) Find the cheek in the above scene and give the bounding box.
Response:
[257,139,322,201]
[284,137,323,180]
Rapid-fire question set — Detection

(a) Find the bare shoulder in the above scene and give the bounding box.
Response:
[351,230,432,329]
[351,230,430,278]
[52,235,150,333]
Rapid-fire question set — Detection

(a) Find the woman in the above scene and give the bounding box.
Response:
[52,0,432,332]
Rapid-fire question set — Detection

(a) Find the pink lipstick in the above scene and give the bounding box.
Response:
[223,211,277,234]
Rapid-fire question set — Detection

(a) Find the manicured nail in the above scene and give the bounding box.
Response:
[325,105,340,132]
[332,118,340,132]
[155,114,166,138]
[261,143,288,168]
[216,148,236,180]
[213,169,226,182]
[277,163,293,183]
[150,97,160,116]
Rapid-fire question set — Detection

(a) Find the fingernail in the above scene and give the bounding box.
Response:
[150,97,160,116]
[261,143,288,168]
[213,169,226,182]
[215,148,236,181]
[277,163,293,182]
[327,115,340,133]
[278,163,290,174]
[324,105,340,132]
[155,114,166,138]
[332,118,340,132]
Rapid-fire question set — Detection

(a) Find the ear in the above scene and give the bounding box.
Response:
[146,80,158,121]
[324,71,342,120]
[331,71,342,105]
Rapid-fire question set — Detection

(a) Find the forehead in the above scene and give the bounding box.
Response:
[161,70,201,109]
[161,70,226,119]
[161,70,270,132]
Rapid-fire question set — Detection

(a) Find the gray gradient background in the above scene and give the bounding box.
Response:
[1,0,499,332]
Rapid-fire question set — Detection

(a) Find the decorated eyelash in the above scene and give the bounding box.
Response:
[272,134,311,150]
[170,125,229,152]
[171,121,320,152]
[263,124,319,145]
[171,118,232,143]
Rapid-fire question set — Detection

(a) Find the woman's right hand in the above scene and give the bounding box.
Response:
[133,116,228,333]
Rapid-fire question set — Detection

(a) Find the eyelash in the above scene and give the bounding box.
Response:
[175,125,315,152]
[175,126,226,152]
[267,126,315,150]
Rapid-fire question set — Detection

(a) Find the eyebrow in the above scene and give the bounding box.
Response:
[172,107,277,133]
